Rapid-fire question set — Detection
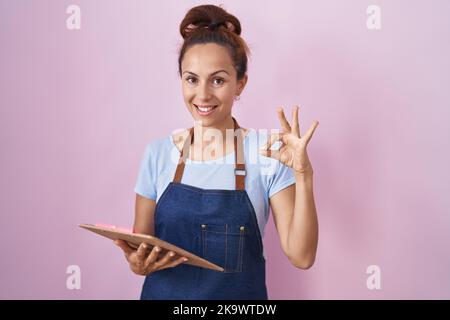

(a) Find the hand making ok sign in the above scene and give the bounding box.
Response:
[259,106,319,175]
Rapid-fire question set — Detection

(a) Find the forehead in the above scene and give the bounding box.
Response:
[181,43,234,75]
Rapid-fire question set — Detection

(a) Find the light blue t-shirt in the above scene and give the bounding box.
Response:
[134,128,296,244]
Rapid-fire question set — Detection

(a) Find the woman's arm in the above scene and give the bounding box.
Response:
[133,194,156,235]
[260,106,319,269]
[269,172,318,269]
[115,194,187,275]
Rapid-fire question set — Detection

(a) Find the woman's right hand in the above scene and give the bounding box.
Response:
[114,240,188,276]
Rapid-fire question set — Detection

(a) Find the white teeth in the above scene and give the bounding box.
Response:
[196,105,216,112]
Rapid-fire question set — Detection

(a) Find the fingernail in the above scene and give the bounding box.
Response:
[183,258,188,262]
[155,246,160,252]
[170,252,175,257]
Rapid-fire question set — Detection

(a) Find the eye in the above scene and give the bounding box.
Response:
[185,76,197,84]
[213,78,225,85]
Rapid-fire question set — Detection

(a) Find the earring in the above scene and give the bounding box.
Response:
[234,95,240,101]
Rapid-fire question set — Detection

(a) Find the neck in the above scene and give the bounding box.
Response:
[193,115,235,137]
[191,115,237,161]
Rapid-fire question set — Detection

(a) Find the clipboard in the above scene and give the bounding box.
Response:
[79,223,224,272]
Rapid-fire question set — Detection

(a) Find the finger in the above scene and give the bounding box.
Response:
[154,251,176,270]
[259,131,285,151]
[292,106,300,137]
[144,245,161,268]
[276,107,291,133]
[114,240,134,257]
[304,120,319,145]
[159,256,189,271]
[136,242,149,261]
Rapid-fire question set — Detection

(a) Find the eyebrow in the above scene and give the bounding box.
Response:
[182,70,229,76]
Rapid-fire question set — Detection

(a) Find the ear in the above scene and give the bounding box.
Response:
[236,74,248,95]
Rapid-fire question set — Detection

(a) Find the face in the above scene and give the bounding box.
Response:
[181,43,247,128]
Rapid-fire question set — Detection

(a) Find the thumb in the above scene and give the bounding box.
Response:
[114,239,134,256]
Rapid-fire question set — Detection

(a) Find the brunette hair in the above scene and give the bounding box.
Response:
[178,4,250,80]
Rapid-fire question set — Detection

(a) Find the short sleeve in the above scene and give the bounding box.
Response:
[267,161,296,198]
[134,144,157,200]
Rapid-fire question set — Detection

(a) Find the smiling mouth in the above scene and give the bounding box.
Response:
[194,104,218,115]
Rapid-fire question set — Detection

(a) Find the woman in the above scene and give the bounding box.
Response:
[115,4,319,300]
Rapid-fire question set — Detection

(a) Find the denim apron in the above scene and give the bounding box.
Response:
[140,118,268,300]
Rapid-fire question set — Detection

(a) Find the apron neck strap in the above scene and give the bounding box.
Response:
[173,117,246,190]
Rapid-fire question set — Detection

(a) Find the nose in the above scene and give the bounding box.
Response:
[196,81,213,101]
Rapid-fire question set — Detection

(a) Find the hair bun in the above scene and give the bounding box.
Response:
[207,20,226,31]
[180,5,241,39]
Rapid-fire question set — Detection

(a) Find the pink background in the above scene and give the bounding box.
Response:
[1,0,449,299]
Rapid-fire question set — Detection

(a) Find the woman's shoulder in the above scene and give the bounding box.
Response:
[143,134,175,157]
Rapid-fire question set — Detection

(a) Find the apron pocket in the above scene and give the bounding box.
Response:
[200,224,245,273]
